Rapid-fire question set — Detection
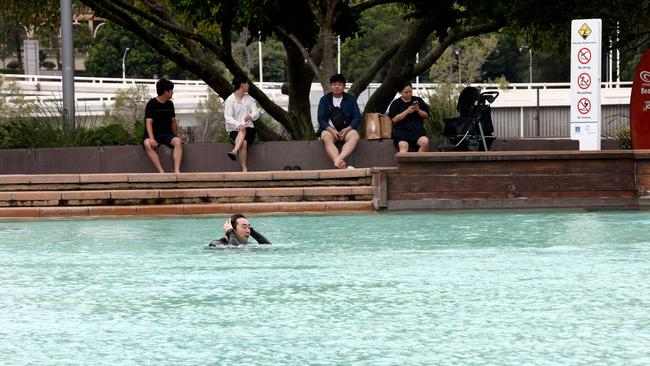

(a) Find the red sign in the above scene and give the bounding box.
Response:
[578,48,591,64]
[577,98,591,114]
[578,73,591,89]
[630,49,650,149]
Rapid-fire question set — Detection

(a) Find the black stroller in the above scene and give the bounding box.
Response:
[442,87,498,151]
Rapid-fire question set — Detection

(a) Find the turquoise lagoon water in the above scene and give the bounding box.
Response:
[1,210,650,365]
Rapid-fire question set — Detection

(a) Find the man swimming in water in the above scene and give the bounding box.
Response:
[208,213,271,247]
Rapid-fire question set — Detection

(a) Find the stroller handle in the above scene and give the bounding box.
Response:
[480,91,499,104]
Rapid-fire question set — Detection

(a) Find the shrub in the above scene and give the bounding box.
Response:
[423,83,461,138]
[7,61,20,70]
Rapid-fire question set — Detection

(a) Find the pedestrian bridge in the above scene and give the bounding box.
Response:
[1,74,632,138]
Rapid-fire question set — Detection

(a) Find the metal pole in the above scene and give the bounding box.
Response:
[122,47,130,83]
[528,48,533,84]
[416,52,420,86]
[60,0,75,131]
[258,31,263,89]
[337,35,341,74]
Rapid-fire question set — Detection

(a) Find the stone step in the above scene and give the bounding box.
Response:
[0,186,374,207]
[0,201,374,219]
[0,169,372,191]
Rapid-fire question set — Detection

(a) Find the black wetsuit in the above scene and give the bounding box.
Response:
[208,227,271,247]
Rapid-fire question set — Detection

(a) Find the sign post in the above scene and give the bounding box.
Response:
[570,19,602,150]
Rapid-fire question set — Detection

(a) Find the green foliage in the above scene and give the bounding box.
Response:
[342,4,406,82]
[0,78,142,148]
[282,112,316,140]
[423,83,461,138]
[193,91,226,142]
[103,84,149,136]
[85,22,196,79]
[614,127,631,150]
[429,34,498,83]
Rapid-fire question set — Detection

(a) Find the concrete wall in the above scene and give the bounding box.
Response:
[0,138,619,174]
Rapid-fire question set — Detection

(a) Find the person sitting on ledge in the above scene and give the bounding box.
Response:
[387,80,430,153]
[224,75,261,172]
[317,73,361,169]
[208,214,271,247]
[142,78,183,173]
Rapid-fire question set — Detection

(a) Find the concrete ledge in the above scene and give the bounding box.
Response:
[0,138,621,175]
[0,201,374,219]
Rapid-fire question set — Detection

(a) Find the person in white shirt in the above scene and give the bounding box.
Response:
[224,76,261,172]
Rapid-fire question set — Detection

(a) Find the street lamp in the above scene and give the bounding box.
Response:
[454,48,461,84]
[93,22,105,38]
[519,46,532,84]
[122,47,130,83]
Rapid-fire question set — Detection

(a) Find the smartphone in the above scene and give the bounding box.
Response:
[413,100,419,107]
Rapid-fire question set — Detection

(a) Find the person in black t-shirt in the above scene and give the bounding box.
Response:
[142,78,183,173]
[387,81,430,153]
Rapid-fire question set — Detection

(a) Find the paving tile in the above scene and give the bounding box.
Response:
[303,186,351,196]
[276,201,327,212]
[159,189,209,199]
[318,168,370,179]
[176,172,225,182]
[271,170,320,180]
[127,173,177,183]
[88,206,138,216]
[29,174,80,184]
[12,191,62,201]
[222,172,273,181]
[39,207,89,217]
[182,204,232,215]
[0,207,39,218]
[110,190,160,199]
[349,186,374,195]
[324,201,374,212]
[135,205,185,216]
[207,188,256,198]
[255,187,304,197]
[0,175,31,184]
[229,202,280,213]
[61,190,111,200]
[79,174,130,183]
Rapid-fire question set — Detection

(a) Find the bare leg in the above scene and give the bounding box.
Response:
[337,130,360,166]
[143,139,165,173]
[417,136,430,152]
[230,126,246,156]
[240,140,248,172]
[398,141,409,153]
[321,131,342,168]
[171,137,183,173]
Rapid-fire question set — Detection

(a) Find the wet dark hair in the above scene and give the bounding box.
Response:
[229,213,247,229]
[232,75,249,90]
[329,73,346,84]
[156,78,174,96]
[397,80,412,93]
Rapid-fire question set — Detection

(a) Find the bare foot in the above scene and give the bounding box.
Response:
[334,160,347,169]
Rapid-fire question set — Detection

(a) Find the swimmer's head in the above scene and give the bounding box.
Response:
[230,213,250,243]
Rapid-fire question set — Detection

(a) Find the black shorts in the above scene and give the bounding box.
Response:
[229,127,256,145]
[143,133,176,148]
[393,137,424,151]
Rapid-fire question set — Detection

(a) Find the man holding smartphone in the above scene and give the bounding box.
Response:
[387,81,430,153]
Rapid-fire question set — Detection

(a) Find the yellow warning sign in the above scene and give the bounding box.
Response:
[578,23,592,39]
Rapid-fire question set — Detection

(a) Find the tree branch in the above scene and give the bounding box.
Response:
[347,41,401,96]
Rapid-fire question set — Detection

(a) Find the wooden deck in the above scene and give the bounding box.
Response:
[376,150,650,210]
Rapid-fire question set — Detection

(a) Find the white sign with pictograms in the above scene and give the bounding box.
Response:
[570,19,601,150]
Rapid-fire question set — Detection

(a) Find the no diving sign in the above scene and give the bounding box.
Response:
[578,48,591,64]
